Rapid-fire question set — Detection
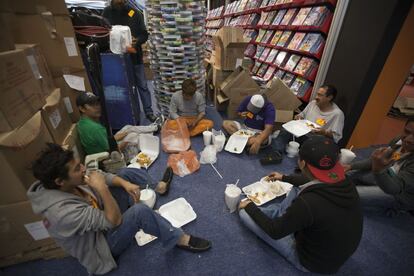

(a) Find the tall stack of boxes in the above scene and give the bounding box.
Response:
[0,0,90,266]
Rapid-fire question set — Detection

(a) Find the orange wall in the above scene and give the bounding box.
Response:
[348,5,414,148]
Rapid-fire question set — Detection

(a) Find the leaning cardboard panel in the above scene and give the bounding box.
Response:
[5,0,69,15]
[0,201,57,260]
[11,14,84,77]
[0,112,54,204]
[15,44,56,100]
[41,88,73,144]
[62,124,85,163]
[0,13,14,52]
[264,77,302,111]
[0,48,46,132]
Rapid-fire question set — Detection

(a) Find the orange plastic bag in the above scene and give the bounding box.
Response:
[161,118,191,153]
[167,150,200,177]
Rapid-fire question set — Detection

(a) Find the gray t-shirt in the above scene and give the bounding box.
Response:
[169,91,206,119]
[299,100,345,143]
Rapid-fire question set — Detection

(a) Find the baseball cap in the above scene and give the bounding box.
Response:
[247,94,265,114]
[299,135,345,184]
[76,92,100,107]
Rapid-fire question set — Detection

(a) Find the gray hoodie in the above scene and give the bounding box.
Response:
[27,177,118,275]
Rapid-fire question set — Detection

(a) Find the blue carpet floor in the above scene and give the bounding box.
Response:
[2,106,413,276]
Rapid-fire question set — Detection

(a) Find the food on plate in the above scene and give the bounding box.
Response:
[269,182,282,194]
[306,122,316,129]
[248,193,261,204]
[136,152,152,167]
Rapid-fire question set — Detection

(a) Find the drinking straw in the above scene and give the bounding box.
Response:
[235,179,240,186]
[349,145,354,151]
[211,163,223,179]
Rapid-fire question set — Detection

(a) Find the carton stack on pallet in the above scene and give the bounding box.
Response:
[0,0,91,266]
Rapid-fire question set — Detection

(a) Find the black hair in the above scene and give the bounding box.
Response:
[182,78,197,95]
[321,84,338,101]
[406,116,414,125]
[32,143,74,189]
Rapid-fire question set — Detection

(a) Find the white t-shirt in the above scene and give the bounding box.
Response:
[299,100,345,143]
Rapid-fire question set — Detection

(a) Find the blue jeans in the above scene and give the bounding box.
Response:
[239,187,308,272]
[105,178,183,257]
[134,64,153,115]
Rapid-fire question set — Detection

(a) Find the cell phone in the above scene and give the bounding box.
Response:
[246,112,254,119]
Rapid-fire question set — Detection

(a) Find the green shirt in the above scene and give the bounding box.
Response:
[77,116,109,155]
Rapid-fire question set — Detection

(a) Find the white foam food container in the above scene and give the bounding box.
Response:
[242,178,293,206]
[225,133,250,154]
[128,134,159,169]
[282,120,320,137]
[158,198,197,228]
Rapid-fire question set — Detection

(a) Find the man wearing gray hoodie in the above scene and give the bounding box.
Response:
[27,144,211,275]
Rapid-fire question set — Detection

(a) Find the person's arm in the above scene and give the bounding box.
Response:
[350,158,372,171]
[249,124,273,154]
[169,95,179,119]
[242,196,312,240]
[237,96,250,118]
[134,10,148,46]
[85,171,122,226]
[267,172,310,186]
[194,93,206,125]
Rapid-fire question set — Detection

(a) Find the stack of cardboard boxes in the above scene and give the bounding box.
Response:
[0,0,90,266]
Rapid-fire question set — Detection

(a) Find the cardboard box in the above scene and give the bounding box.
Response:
[3,0,69,15]
[212,66,233,88]
[15,44,56,99]
[0,48,46,132]
[214,88,229,112]
[62,124,85,162]
[211,27,249,70]
[0,201,58,260]
[53,70,92,123]
[11,14,84,77]
[0,13,15,52]
[0,112,54,204]
[41,89,73,144]
[264,77,302,112]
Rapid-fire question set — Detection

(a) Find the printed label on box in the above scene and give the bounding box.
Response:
[63,37,78,57]
[24,221,50,240]
[63,97,73,113]
[49,109,62,129]
[63,75,85,91]
[26,55,42,79]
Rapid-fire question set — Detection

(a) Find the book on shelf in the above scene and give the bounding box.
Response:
[261,30,274,44]
[255,29,267,43]
[291,76,311,96]
[280,8,298,25]
[291,7,312,26]
[244,44,257,57]
[260,48,272,61]
[243,29,258,41]
[276,0,293,4]
[272,9,287,25]
[263,66,276,81]
[252,61,263,74]
[267,0,278,6]
[270,30,284,45]
[257,64,269,77]
[274,69,285,80]
[255,45,265,59]
[287,32,306,50]
[276,31,293,47]
[274,51,288,67]
[282,72,296,86]
[266,49,279,63]
[258,12,269,25]
[284,54,301,71]
[264,11,277,25]
[303,6,329,27]
[298,33,324,53]
[260,0,270,8]
[249,14,260,26]
[294,57,318,76]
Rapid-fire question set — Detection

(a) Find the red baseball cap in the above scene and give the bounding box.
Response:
[299,136,345,184]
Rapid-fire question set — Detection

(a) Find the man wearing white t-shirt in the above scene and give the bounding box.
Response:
[295,85,344,143]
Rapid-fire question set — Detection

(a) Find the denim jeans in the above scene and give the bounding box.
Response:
[134,64,153,115]
[105,179,183,257]
[239,187,308,272]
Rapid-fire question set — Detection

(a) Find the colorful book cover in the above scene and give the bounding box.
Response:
[263,66,276,81]
[244,44,256,57]
[266,49,279,63]
[291,77,310,95]
[298,33,321,52]
[291,7,312,26]
[287,32,306,50]
[272,9,287,25]
[310,36,324,53]
[261,30,274,44]
[252,61,262,74]
[260,48,271,61]
[255,45,265,59]
[270,30,283,45]
[274,69,285,80]
[264,11,277,25]
[284,54,301,71]
[276,31,293,47]
[294,57,316,76]
[258,12,269,25]
[282,72,295,86]
[255,29,266,43]
[303,6,328,26]
[280,8,298,25]
[274,51,288,66]
[260,0,270,8]
[257,64,269,77]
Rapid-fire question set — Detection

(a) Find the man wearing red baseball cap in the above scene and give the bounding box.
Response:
[239,135,362,274]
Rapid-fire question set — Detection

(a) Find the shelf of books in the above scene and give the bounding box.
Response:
[205,0,336,102]
[205,6,225,61]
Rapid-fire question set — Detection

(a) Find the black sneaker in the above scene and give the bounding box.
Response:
[176,236,212,253]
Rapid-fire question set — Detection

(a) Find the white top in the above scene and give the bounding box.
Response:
[298,100,345,143]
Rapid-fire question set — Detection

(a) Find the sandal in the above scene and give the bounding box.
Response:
[176,236,212,253]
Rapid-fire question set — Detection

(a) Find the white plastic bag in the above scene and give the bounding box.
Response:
[176,160,191,177]
[200,145,217,164]
[110,25,132,54]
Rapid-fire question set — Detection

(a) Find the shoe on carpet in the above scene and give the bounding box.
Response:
[146,113,157,123]
[176,236,212,253]
[158,167,173,196]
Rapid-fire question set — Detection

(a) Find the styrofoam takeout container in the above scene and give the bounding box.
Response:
[128,134,159,169]
[159,198,197,228]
